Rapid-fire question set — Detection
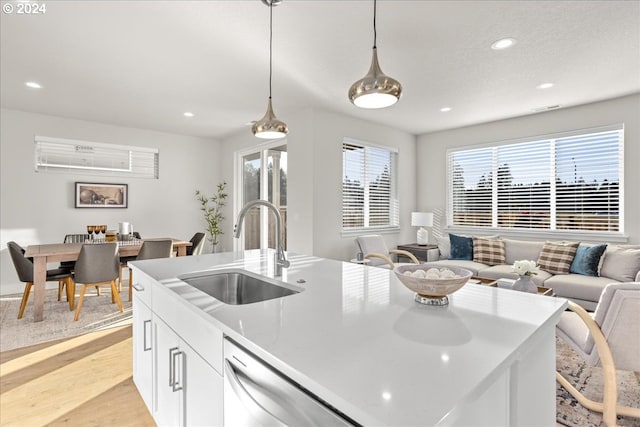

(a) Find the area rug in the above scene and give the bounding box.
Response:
[556,337,640,427]
[0,287,132,353]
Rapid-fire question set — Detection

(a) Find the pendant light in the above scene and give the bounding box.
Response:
[252,0,289,139]
[348,0,402,109]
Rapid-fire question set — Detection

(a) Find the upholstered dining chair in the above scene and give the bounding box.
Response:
[556,282,640,426]
[354,235,420,269]
[127,239,173,301]
[71,243,123,321]
[60,233,90,272]
[7,241,74,319]
[186,232,205,256]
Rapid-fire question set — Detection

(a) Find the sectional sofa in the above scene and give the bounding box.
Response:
[423,235,640,311]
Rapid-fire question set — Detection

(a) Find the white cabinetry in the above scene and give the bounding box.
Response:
[154,315,223,427]
[131,267,224,427]
[132,292,153,411]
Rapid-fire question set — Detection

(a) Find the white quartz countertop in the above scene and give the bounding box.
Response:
[131,250,568,426]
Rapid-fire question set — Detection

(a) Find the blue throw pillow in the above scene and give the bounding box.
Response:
[570,244,607,277]
[449,234,473,260]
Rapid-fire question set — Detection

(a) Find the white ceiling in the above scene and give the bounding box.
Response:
[1,1,639,140]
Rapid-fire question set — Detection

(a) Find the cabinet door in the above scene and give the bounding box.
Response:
[183,343,224,426]
[132,295,154,412]
[154,315,183,427]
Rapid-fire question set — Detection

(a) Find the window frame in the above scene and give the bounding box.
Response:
[341,137,399,236]
[445,124,627,242]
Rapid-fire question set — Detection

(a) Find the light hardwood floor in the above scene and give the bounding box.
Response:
[0,325,155,426]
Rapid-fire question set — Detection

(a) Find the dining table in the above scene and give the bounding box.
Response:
[23,238,192,322]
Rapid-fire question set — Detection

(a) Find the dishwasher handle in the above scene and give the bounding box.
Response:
[224,359,287,427]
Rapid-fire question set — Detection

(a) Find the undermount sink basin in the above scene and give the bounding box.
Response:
[178,269,301,305]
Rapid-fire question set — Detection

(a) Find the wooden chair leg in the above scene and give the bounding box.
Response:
[129,269,133,302]
[17,282,33,319]
[57,281,63,301]
[111,280,124,313]
[95,286,101,296]
[74,285,88,321]
[65,277,75,310]
[118,265,124,292]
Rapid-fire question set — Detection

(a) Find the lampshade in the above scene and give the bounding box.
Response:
[348,0,402,109]
[252,0,288,139]
[411,212,433,227]
[252,98,288,139]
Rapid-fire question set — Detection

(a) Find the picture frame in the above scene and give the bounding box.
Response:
[75,182,128,208]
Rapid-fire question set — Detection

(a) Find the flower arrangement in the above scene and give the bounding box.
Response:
[512,260,538,276]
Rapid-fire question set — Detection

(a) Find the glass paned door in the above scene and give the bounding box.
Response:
[238,143,287,251]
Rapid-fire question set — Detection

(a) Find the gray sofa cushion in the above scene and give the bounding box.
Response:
[600,245,640,282]
[503,239,545,264]
[545,274,619,306]
[422,260,489,276]
[477,264,552,286]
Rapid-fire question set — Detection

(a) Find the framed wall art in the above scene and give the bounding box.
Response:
[75,182,128,208]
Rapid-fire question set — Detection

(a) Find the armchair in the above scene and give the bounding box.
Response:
[354,235,419,269]
[556,282,640,426]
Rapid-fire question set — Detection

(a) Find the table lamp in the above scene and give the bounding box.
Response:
[411,212,433,245]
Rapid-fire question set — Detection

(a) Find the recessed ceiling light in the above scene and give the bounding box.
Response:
[536,83,554,89]
[491,38,517,50]
[25,81,42,89]
[183,112,194,118]
[440,107,452,112]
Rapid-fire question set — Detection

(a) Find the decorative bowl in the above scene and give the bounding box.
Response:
[393,265,473,306]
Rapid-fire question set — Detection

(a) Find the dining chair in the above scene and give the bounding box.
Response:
[7,241,74,319]
[127,239,173,301]
[354,235,420,269]
[60,233,90,272]
[186,232,205,256]
[556,282,640,425]
[71,243,123,321]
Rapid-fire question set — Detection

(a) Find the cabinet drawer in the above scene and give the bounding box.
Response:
[130,267,153,307]
[153,284,223,375]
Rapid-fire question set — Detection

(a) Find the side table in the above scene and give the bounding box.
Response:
[396,243,438,262]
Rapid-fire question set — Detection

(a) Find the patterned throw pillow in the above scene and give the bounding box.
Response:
[537,241,580,275]
[472,237,506,266]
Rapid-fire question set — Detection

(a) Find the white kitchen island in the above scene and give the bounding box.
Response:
[130,250,567,426]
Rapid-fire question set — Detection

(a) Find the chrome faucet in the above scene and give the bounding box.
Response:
[234,200,290,276]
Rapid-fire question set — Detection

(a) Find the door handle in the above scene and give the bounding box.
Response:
[224,360,287,426]
[169,347,179,388]
[143,320,151,351]
[172,349,184,392]
[132,282,144,292]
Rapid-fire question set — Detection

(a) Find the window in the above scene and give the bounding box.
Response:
[447,125,623,235]
[342,138,398,232]
[35,136,159,179]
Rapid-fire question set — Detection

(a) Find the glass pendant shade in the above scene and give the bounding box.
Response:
[252,98,288,139]
[349,47,402,109]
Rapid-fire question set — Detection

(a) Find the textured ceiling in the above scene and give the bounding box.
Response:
[1,1,639,140]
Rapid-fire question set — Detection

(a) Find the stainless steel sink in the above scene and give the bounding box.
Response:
[178,269,301,305]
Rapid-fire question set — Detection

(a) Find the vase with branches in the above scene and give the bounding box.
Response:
[195,182,228,251]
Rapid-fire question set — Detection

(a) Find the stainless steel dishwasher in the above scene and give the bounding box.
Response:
[223,338,358,426]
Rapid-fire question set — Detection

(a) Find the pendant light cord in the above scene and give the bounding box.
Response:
[269,1,273,99]
[373,0,377,48]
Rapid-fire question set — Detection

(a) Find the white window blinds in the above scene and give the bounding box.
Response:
[35,136,159,179]
[342,138,398,231]
[447,125,623,234]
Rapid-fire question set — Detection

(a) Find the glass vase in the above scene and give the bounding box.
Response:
[513,275,537,293]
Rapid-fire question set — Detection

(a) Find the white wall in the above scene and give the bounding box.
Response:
[416,94,640,244]
[219,108,417,261]
[0,109,221,294]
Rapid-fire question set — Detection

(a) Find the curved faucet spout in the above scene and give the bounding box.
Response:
[234,200,290,275]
